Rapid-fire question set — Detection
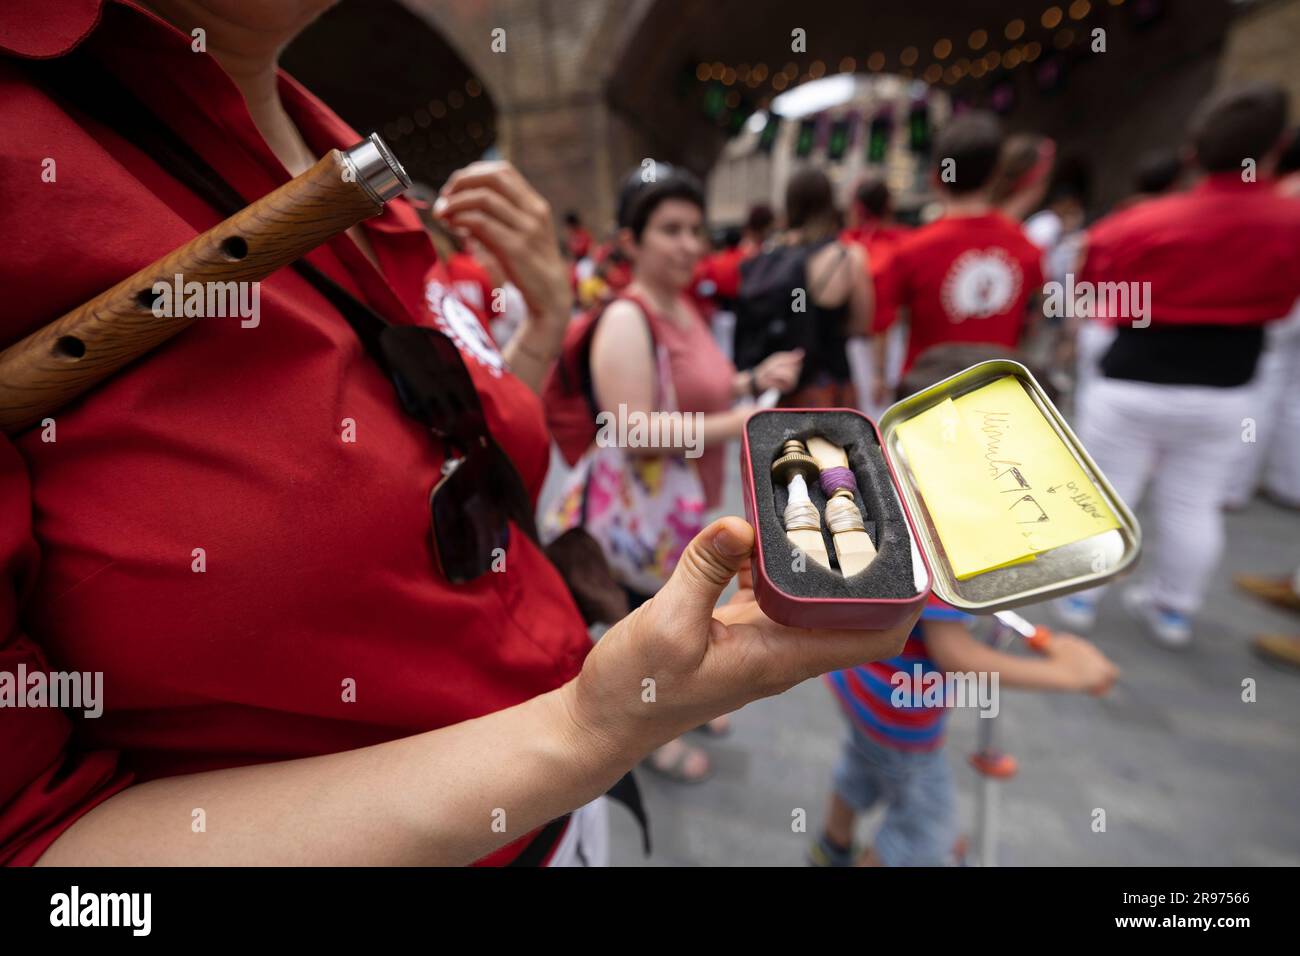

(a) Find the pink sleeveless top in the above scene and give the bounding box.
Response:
[630,294,736,507]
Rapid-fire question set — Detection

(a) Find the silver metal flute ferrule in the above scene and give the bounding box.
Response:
[344,133,412,205]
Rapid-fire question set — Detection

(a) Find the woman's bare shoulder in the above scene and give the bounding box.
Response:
[591,298,654,363]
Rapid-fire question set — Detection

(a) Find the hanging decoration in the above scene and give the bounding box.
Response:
[867,108,893,165]
[758,112,782,153]
[827,113,856,162]
[687,0,1127,120]
[795,116,819,158]
[908,97,932,155]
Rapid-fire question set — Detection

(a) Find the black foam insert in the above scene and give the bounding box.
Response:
[747,410,918,601]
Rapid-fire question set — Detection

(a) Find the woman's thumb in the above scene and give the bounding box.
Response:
[656,517,755,622]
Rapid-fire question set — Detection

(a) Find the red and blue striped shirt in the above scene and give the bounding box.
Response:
[823,597,972,752]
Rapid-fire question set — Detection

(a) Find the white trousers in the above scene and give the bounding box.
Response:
[1078,377,1255,615]
[1072,318,1116,433]
[1226,306,1300,507]
[545,797,610,867]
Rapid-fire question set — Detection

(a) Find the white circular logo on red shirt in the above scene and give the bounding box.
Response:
[425,281,503,377]
[939,248,1022,323]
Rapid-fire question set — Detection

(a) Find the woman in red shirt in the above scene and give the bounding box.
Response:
[0,0,912,866]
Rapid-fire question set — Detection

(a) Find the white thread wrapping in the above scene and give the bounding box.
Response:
[825,495,866,534]
[783,473,822,531]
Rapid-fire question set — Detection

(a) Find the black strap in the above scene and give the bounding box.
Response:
[507,772,652,865]
[506,816,571,867]
[35,54,542,539]
[607,770,652,855]
[809,240,851,302]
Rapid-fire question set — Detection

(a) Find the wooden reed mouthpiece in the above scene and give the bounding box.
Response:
[806,435,878,577]
[772,438,832,571]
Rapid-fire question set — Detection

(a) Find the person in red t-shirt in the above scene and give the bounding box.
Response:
[1057,84,1300,648]
[563,211,593,261]
[406,182,499,339]
[842,175,910,255]
[841,174,910,286]
[1069,149,1187,423]
[593,239,632,293]
[872,112,1045,405]
[0,0,914,868]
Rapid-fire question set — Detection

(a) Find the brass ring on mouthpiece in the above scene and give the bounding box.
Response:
[772,439,820,484]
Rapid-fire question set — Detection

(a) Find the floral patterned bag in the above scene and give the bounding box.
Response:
[543,327,706,596]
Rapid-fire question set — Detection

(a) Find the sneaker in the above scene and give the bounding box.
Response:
[1233,573,1300,614]
[807,833,855,867]
[1148,606,1193,648]
[1054,594,1098,632]
[1252,634,1300,669]
[1123,586,1192,648]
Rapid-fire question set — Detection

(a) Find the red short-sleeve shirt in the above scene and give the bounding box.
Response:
[0,0,589,865]
[876,213,1043,373]
[1082,174,1300,327]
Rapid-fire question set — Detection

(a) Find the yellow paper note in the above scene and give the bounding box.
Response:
[896,376,1120,579]
[895,397,1035,579]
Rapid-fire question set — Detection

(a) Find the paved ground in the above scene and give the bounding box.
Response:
[604,454,1300,866]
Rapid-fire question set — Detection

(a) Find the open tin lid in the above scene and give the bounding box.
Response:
[877,359,1142,614]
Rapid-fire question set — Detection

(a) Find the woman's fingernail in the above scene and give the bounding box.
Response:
[714,526,750,557]
[433,197,449,216]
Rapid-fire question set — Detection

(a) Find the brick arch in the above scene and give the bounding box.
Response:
[294,0,1243,230]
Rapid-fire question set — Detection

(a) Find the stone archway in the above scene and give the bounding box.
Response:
[287,0,1265,231]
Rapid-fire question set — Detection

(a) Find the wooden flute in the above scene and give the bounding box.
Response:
[0,134,410,435]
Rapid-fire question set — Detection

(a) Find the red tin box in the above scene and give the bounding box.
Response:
[738,361,1141,629]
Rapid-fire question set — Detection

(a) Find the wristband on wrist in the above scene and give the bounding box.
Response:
[513,337,550,365]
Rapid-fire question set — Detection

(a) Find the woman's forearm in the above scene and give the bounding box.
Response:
[700,407,750,448]
[503,312,568,394]
[36,683,630,867]
[730,369,755,398]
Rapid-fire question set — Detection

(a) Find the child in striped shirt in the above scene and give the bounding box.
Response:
[809,346,1119,866]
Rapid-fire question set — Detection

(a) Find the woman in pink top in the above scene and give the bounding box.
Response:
[589,164,803,782]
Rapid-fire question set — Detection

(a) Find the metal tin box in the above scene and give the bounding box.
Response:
[740,360,1141,625]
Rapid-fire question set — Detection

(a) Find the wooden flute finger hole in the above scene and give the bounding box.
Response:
[55,336,86,359]
[220,236,248,260]
[135,288,162,312]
